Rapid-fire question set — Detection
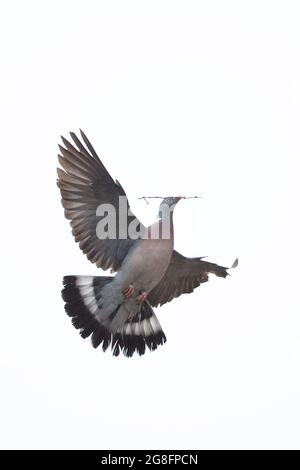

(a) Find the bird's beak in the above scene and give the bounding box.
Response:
[176,196,185,202]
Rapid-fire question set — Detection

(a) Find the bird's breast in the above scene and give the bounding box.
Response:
[120,236,173,292]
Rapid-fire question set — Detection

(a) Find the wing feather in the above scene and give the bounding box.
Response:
[148,250,237,307]
[57,131,145,271]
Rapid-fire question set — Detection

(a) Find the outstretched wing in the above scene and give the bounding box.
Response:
[148,250,238,307]
[57,130,145,271]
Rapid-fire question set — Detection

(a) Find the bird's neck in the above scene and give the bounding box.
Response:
[146,211,174,240]
[158,205,175,220]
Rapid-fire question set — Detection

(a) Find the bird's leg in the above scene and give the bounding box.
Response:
[122,284,135,299]
[136,290,148,304]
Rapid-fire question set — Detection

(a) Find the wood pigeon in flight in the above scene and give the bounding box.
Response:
[57,130,237,357]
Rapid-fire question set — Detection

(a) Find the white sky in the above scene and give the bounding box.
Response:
[1,0,300,450]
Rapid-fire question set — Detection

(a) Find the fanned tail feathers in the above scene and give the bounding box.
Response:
[62,275,166,357]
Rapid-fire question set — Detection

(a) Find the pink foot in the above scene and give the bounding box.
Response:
[123,284,135,299]
[136,291,148,304]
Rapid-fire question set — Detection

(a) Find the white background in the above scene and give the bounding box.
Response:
[0,0,300,450]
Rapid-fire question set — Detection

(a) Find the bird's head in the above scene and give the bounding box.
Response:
[158,196,183,219]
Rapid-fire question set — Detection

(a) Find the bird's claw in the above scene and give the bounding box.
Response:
[136,291,148,304]
[123,284,135,299]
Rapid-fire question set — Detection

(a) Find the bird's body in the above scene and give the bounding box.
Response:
[120,219,175,293]
[57,130,237,357]
[71,214,175,334]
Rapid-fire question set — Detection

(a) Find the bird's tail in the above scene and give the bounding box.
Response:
[62,275,166,357]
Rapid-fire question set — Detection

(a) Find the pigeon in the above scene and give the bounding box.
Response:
[57,130,237,357]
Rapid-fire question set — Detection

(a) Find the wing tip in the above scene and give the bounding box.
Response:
[79,128,86,138]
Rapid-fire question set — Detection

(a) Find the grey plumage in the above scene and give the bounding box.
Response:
[58,130,237,357]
